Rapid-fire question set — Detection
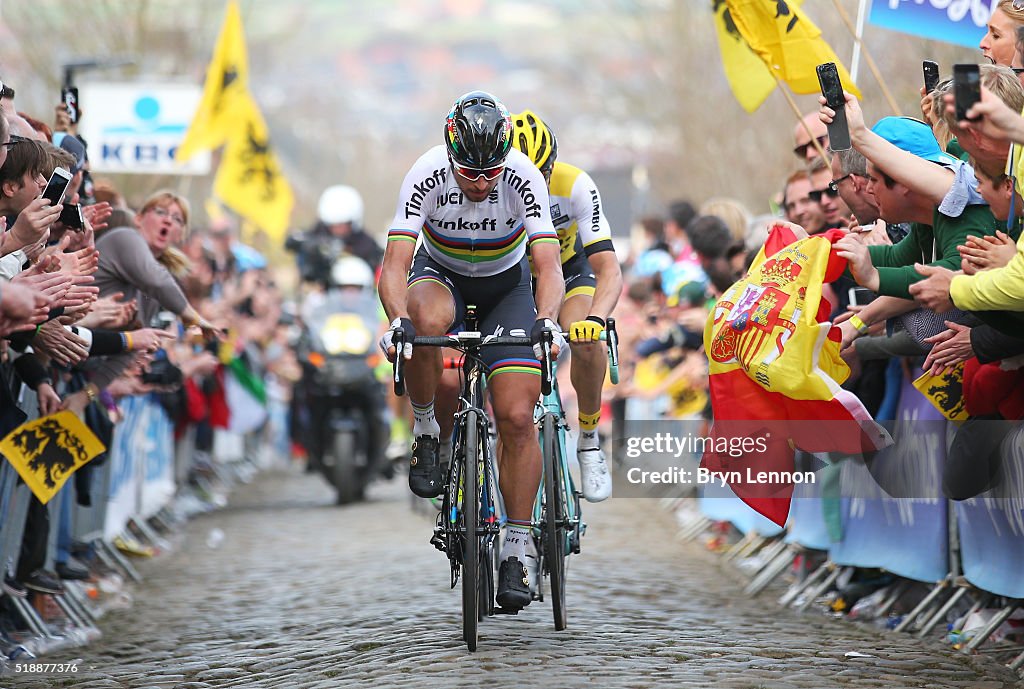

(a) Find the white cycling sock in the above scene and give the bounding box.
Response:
[578,429,600,452]
[411,399,440,438]
[500,523,535,563]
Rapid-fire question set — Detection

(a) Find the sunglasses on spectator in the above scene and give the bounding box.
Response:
[808,186,841,203]
[451,161,505,182]
[150,206,186,227]
[830,174,854,190]
[1,134,30,148]
[793,135,828,158]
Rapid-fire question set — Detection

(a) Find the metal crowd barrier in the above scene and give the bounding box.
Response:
[0,377,270,668]
[666,368,1024,677]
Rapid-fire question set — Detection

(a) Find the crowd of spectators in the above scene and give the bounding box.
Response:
[608,2,1024,507]
[0,69,299,639]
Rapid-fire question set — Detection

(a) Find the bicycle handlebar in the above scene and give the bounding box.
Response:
[391,319,621,396]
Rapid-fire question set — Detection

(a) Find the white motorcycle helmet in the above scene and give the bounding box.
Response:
[318,184,364,227]
[330,255,375,290]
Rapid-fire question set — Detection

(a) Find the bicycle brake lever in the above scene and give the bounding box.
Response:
[393,328,406,396]
[540,331,553,396]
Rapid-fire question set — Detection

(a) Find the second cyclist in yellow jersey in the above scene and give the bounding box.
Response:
[512,110,623,502]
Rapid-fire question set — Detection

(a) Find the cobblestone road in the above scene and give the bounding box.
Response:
[11,466,1021,689]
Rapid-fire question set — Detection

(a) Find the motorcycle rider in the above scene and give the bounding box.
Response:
[286,184,384,282]
[294,254,391,500]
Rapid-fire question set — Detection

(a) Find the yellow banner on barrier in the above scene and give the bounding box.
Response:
[0,411,106,505]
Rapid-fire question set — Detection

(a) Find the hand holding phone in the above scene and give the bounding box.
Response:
[817,62,851,151]
[953,64,981,121]
[40,167,72,207]
[59,203,85,231]
[923,60,940,94]
[61,87,80,125]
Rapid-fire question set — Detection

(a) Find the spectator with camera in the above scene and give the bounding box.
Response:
[286,184,383,285]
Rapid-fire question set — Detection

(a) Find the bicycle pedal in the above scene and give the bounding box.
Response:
[430,531,447,553]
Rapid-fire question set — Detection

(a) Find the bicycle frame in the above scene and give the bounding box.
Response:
[444,351,502,576]
[532,358,582,557]
[395,309,533,650]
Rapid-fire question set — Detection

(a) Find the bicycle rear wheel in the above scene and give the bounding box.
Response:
[542,413,567,630]
[461,410,480,650]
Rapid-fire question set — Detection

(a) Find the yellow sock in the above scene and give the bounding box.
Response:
[579,410,601,433]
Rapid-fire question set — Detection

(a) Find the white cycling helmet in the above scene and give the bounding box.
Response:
[330,255,375,289]
[317,185,364,227]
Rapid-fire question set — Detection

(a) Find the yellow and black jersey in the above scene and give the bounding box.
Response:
[547,161,614,265]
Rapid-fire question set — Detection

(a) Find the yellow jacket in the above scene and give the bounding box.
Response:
[950,232,1024,311]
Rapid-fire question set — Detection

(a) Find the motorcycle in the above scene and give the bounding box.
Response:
[298,258,389,504]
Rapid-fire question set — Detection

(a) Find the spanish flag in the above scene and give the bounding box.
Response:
[712,0,776,112]
[213,93,294,240]
[703,224,889,525]
[176,1,249,162]
[725,0,861,98]
[0,412,106,505]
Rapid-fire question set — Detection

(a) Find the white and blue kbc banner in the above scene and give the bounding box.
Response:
[869,0,995,49]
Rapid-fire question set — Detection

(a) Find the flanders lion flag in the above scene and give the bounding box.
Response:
[213,93,294,241]
[703,224,890,525]
[725,0,860,98]
[0,412,106,505]
[176,1,249,162]
[913,364,969,422]
[712,0,777,112]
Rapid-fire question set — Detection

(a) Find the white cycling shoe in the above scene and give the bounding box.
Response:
[577,447,612,502]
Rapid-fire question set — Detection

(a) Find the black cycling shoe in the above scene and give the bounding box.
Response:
[409,435,443,498]
[496,556,532,610]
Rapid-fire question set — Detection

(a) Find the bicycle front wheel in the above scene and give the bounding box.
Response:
[542,413,567,630]
[461,410,480,650]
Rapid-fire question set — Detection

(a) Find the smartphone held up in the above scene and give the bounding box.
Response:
[59,203,85,231]
[61,86,80,125]
[953,64,981,122]
[40,167,72,208]
[923,60,940,94]
[816,62,851,151]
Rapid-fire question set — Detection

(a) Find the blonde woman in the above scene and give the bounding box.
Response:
[982,0,1024,66]
[62,190,222,407]
[699,197,751,246]
[93,190,216,335]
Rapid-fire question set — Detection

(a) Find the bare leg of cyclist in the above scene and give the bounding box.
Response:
[405,281,455,498]
[560,293,612,502]
[490,372,541,608]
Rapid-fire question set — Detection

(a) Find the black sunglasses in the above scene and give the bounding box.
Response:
[793,135,828,158]
[0,135,28,149]
[808,186,841,203]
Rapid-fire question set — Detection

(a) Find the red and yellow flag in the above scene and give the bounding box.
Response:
[703,224,890,525]
[724,0,861,98]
